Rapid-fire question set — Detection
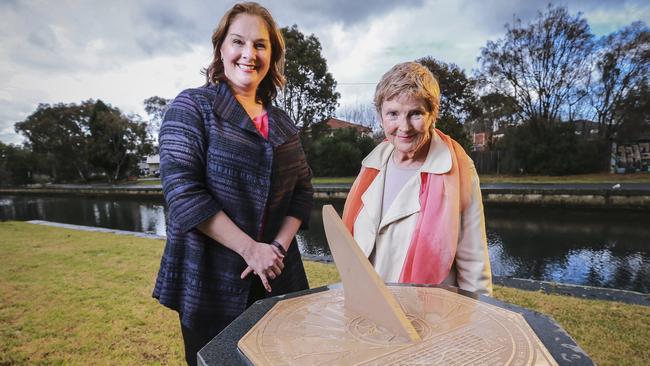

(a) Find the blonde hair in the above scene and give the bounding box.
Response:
[374,62,441,122]
[204,2,285,105]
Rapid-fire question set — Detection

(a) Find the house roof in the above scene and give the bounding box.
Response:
[321,118,372,133]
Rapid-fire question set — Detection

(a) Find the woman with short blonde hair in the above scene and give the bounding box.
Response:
[343,61,492,295]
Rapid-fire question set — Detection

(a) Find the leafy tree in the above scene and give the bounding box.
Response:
[417,57,475,151]
[277,25,340,132]
[15,100,154,183]
[310,128,376,176]
[495,121,605,175]
[477,5,594,124]
[14,102,93,182]
[614,81,650,143]
[87,101,153,182]
[0,142,37,185]
[143,96,170,145]
[589,21,650,139]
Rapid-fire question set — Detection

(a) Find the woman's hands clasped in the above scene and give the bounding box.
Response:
[240,242,285,292]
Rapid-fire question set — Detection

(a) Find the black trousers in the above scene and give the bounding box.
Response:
[180,276,267,366]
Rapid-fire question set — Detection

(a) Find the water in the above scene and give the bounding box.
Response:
[1,195,648,293]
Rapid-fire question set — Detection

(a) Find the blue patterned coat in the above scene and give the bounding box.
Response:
[152,82,312,333]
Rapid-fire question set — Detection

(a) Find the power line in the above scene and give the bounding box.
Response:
[337,82,375,85]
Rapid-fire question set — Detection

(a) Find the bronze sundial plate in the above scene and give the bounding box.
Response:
[238,286,557,365]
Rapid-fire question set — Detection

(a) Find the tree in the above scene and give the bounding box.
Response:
[14,102,93,182]
[15,100,154,183]
[614,80,650,143]
[336,103,380,131]
[143,96,170,145]
[472,92,519,132]
[87,101,153,182]
[589,21,650,139]
[310,128,376,176]
[277,25,340,132]
[477,5,594,124]
[417,57,475,151]
[0,142,37,185]
[495,120,605,175]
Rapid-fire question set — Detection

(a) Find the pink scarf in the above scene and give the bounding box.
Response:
[342,129,471,284]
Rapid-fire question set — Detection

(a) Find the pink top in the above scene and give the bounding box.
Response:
[382,153,419,216]
[252,112,269,139]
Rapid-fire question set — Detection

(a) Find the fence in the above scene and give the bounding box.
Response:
[471,150,500,175]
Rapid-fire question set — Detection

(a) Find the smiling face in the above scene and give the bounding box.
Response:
[220,13,271,96]
[380,93,434,160]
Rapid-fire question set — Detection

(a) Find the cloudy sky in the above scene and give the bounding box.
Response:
[1,0,648,144]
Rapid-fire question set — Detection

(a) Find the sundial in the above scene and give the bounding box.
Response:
[198,205,593,365]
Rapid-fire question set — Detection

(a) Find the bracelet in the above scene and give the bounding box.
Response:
[271,240,287,256]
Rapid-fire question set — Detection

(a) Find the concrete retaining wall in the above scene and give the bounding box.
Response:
[2,185,650,209]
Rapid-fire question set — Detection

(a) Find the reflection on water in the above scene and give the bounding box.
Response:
[1,195,648,292]
[485,206,650,293]
[296,200,344,258]
[0,195,166,236]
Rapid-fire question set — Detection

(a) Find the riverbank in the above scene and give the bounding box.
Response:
[3,181,650,209]
[0,222,648,365]
[136,173,650,185]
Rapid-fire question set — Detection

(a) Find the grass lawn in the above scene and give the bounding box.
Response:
[134,180,162,186]
[129,173,650,186]
[1,222,648,365]
[478,172,650,184]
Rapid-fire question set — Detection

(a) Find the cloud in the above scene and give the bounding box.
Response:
[1,0,648,143]
[581,2,650,35]
[268,0,425,28]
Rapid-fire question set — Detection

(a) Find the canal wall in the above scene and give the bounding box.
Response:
[302,184,650,210]
[2,183,650,209]
[480,186,650,210]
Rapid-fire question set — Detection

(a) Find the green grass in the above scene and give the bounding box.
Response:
[478,172,650,184]
[118,172,650,187]
[1,222,648,365]
[311,176,356,184]
[133,179,163,186]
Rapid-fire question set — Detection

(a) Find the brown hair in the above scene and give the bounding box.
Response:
[204,2,285,105]
[373,62,441,123]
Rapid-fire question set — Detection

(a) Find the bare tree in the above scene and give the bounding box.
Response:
[589,21,650,139]
[336,103,380,130]
[477,5,594,124]
[143,96,170,144]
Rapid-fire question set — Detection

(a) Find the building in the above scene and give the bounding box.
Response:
[614,133,650,173]
[147,155,160,176]
[573,120,600,139]
[472,132,489,151]
[138,155,160,176]
[317,118,373,137]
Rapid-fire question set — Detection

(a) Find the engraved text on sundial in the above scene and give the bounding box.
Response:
[238,286,558,365]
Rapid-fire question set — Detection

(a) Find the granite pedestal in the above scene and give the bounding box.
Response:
[198,283,593,366]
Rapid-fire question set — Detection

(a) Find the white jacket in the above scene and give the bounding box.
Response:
[353,133,493,295]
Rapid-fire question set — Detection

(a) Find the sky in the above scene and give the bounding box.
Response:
[1,0,648,144]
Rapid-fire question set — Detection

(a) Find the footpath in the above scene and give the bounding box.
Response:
[3,182,650,209]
